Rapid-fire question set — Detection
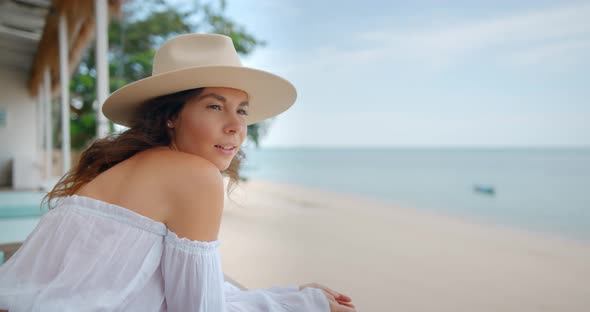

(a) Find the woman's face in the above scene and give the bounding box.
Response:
[170,87,249,171]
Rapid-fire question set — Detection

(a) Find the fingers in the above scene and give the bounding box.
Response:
[337,294,352,301]
[322,285,353,303]
[325,291,355,308]
[301,282,356,309]
[322,288,356,310]
[337,300,356,309]
[334,302,357,312]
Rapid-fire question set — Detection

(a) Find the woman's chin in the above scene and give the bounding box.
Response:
[218,163,231,172]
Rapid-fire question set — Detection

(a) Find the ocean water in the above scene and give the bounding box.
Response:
[240,147,590,242]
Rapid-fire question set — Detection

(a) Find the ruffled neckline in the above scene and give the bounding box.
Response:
[57,195,222,248]
[57,194,222,248]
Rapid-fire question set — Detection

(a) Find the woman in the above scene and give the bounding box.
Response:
[0,34,356,311]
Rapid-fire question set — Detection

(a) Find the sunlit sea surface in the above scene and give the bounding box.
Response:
[241,147,590,242]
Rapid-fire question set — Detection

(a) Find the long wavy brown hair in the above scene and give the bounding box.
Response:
[43,87,245,209]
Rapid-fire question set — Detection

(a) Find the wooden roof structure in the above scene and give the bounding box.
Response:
[28,0,123,97]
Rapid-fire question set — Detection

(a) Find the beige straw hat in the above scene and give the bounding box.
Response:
[102,33,297,127]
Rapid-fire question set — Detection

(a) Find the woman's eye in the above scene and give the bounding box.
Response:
[207,104,247,115]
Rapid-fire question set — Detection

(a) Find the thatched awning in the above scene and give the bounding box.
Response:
[28,0,123,97]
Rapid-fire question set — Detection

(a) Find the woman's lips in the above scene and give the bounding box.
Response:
[214,145,236,155]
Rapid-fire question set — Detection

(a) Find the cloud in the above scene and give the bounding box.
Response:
[267,2,590,75]
[508,39,590,67]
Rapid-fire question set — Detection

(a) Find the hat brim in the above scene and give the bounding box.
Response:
[102,65,297,127]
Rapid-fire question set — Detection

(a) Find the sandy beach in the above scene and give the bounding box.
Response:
[219,179,590,311]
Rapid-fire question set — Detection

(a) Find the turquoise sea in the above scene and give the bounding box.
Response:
[241,147,590,243]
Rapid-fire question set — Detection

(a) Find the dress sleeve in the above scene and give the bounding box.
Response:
[162,231,227,311]
[163,231,329,312]
[223,281,330,311]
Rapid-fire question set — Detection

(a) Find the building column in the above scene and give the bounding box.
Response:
[37,82,44,183]
[95,0,110,138]
[59,13,71,174]
[43,68,52,180]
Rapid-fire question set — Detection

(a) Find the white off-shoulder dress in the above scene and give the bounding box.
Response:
[0,195,329,311]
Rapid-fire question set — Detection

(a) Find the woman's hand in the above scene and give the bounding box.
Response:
[300,282,356,311]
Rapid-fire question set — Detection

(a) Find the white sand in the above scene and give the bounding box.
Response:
[219,179,590,311]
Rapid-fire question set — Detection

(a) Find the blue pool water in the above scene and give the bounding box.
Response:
[0,192,46,244]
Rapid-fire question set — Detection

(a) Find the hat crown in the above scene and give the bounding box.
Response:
[152,34,242,75]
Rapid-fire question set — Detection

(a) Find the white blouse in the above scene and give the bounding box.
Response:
[0,195,329,311]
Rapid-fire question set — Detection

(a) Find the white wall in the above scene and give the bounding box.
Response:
[0,66,39,188]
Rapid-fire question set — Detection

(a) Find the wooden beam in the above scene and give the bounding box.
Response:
[28,0,123,97]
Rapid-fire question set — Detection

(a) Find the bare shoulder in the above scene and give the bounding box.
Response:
[141,148,218,175]
[140,148,224,242]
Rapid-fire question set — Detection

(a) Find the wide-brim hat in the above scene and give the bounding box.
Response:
[102,33,297,127]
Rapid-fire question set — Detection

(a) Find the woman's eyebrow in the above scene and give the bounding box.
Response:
[198,93,249,107]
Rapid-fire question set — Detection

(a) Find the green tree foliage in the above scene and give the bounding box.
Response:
[68,0,269,150]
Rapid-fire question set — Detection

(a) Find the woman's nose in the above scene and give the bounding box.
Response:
[224,114,244,135]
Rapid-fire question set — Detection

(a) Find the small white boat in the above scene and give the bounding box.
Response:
[473,184,495,195]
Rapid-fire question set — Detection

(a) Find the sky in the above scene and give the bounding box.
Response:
[221,0,590,148]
